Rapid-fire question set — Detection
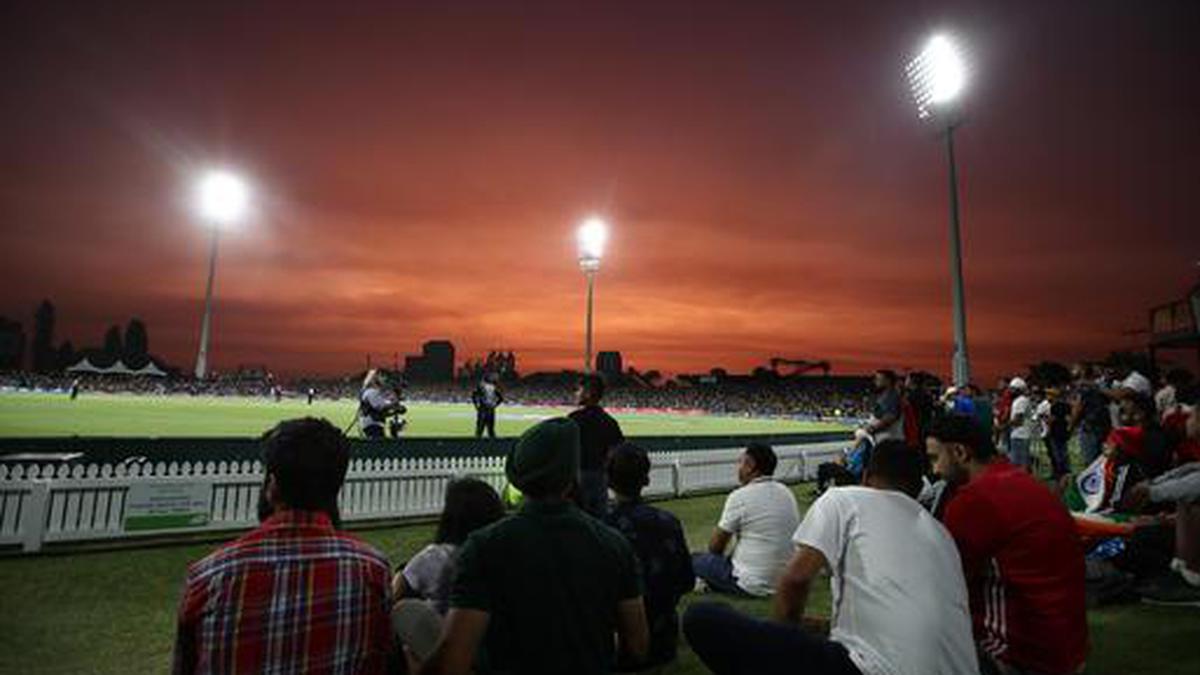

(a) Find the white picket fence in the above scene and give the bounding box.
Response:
[0,441,844,553]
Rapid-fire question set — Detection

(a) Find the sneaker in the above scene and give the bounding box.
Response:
[1140,572,1200,607]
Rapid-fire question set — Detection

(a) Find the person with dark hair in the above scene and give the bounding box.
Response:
[926,414,1087,675]
[471,372,504,438]
[863,369,903,443]
[1070,363,1112,465]
[418,418,648,675]
[684,440,979,675]
[1044,388,1073,479]
[359,369,404,439]
[1125,386,1200,605]
[693,443,799,597]
[603,443,694,670]
[393,477,505,614]
[173,417,395,675]
[569,373,625,517]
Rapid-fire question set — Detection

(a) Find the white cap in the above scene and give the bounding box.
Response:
[1009,377,1028,391]
[1120,371,1153,397]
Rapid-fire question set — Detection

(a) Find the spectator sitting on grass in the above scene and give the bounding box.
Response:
[927,414,1088,675]
[393,477,505,615]
[693,442,799,597]
[418,417,648,675]
[684,440,980,675]
[604,442,695,671]
[173,417,395,675]
[1125,384,1200,606]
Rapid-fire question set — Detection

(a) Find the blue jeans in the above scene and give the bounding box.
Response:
[1009,437,1031,468]
[692,553,748,596]
[683,602,860,675]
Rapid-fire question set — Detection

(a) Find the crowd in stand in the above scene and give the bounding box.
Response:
[0,369,875,419]
[168,364,1200,675]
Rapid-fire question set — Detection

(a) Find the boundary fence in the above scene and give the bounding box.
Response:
[0,436,847,553]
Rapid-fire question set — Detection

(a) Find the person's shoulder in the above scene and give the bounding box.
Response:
[636,501,684,531]
[329,531,393,573]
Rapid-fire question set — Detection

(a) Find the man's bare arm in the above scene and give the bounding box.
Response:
[773,544,828,623]
[615,597,650,664]
[418,608,490,675]
[707,528,733,555]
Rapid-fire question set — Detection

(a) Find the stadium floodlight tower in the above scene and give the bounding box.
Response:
[191,169,250,380]
[906,33,972,388]
[576,217,608,374]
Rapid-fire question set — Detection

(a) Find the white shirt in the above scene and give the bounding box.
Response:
[1156,385,1177,417]
[793,487,979,675]
[359,386,395,432]
[402,543,457,613]
[1009,394,1033,440]
[1035,398,1053,439]
[717,477,800,596]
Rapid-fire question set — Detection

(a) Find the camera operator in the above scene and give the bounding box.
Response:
[472,372,504,438]
[358,369,404,439]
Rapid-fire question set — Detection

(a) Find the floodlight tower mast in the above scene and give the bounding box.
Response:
[906,34,972,387]
[192,169,250,380]
[577,217,608,374]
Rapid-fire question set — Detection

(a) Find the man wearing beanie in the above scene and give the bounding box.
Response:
[419,417,649,675]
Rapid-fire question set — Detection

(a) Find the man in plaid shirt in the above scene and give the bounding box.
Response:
[173,418,396,675]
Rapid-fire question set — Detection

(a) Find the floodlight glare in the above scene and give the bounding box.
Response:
[902,32,974,386]
[195,170,250,226]
[906,34,967,119]
[577,217,608,268]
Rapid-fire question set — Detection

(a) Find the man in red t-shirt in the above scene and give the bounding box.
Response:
[927,414,1088,675]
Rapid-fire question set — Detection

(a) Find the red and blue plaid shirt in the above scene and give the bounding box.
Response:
[173,510,394,675]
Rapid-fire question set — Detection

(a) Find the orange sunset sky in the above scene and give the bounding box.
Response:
[3,1,1198,380]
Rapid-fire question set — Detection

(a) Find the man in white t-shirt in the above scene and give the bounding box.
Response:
[692,443,799,596]
[684,440,979,675]
[1008,378,1033,470]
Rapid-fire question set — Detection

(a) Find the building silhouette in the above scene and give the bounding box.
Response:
[596,351,623,377]
[404,340,455,382]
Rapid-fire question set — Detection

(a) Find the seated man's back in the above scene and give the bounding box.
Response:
[929,414,1088,675]
[942,461,1087,674]
[796,486,978,675]
[173,418,393,675]
[177,512,393,674]
[604,441,695,669]
[430,418,646,675]
[452,499,641,674]
[723,476,800,595]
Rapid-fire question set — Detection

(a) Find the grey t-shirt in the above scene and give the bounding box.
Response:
[402,543,457,614]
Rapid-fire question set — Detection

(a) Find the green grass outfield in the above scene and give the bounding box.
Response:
[0,485,1197,674]
[0,392,844,438]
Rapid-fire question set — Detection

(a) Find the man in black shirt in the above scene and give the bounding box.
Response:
[1046,389,1072,479]
[471,373,504,439]
[605,442,694,670]
[569,374,625,517]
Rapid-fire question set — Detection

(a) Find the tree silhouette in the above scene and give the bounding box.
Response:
[32,300,56,373]
[103,325,123,360]
[124,318,149,364]
[56,340,76,371]
[1027,361,1072,388]
[0,316,26,370]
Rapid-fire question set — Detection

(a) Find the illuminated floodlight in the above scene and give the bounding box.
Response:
[905,34,968,119]
[195,169,250,227]
[577,216,608,271]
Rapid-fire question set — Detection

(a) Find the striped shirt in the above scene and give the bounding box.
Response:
[172,510,394,675]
